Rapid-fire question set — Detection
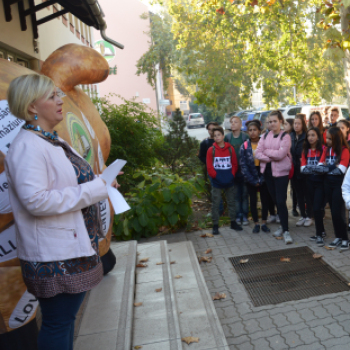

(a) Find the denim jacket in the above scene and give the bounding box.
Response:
[240,139,264,186]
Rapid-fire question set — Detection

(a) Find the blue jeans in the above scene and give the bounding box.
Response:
[234,178,249,220]
[38,292,86,350]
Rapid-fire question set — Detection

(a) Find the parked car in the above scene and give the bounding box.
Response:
[187,113,205,128]
[241,110,272,132]
[279,105,302,120]
[223,110,253,130]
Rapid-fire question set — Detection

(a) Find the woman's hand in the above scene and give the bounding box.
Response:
[111,171,123,189]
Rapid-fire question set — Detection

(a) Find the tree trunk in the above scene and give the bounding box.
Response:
[342,6,350,108]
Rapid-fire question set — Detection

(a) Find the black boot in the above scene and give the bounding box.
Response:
[213,224,220,235]
[231,221,243,231]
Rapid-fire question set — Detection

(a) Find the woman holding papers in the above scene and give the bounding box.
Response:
[5,74,119,350]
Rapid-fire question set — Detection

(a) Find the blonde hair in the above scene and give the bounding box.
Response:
[7,74,55,121]
[229,115,242,124]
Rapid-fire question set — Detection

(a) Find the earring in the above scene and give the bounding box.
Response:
[34,115,38,121]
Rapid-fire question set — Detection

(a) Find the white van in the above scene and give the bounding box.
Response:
[187,113,205,129]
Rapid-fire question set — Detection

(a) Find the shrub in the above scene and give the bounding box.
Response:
[156,108,200,175]
[113,169,205,241]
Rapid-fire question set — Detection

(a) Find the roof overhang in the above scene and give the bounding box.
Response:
[2,0,124,49]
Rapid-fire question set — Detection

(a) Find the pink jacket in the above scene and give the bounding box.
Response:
[5,129,109,262]
[255,131,292,177]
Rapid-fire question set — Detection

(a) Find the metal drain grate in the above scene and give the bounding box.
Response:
[229,246,350,307]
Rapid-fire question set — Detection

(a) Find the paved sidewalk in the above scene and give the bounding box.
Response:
[142,208,350,350]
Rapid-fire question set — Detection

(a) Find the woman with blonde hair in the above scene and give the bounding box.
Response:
[5,74,119,350]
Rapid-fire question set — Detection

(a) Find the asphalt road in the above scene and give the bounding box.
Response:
[186,126,209,141]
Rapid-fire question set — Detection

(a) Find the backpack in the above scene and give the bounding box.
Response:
[263,131,294,179]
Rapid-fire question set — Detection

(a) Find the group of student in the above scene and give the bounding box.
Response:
[197,108,350,251]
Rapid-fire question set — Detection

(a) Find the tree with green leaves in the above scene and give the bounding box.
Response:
[157,108,199,174]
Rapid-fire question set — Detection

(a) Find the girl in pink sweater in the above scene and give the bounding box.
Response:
[256,110,293,245]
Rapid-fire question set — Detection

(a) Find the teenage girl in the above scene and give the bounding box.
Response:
[256,110,293,244]
[337,119,350,232]
[316,127,350,250]
[308,111,326,144]
[291,115,313,227]
[301,127,326,246]
[284,118,298,217]
[337,119,350,145]
[240,120,270,234]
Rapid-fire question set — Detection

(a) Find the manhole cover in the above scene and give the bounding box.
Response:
[229,246,350,307]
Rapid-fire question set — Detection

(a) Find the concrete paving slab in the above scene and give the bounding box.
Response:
[132,240,182,349]
[169,241,229,350]
[75,241,137,350]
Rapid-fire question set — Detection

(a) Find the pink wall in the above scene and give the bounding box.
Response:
[94,0,158,111]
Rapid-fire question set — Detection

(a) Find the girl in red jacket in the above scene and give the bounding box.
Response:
[300,127,326,246]
[255,110,292,245]
[316,127,350,250]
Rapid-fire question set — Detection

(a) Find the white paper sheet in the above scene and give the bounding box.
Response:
[101,159,130,214]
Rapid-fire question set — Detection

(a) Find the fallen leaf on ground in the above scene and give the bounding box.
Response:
[134,302,142,307]
[212,292,226,300]
[325,246,335,250]
[170,261,176,264]
[280,257,291,262]
[239,259,249,264]
[139,258,149,263]
[200,233,214,238]
[313,254,323,259]
[204,248,212,254]
[198,256,213,264]
[175,275,182,279]
[136,263,148,268]
[182,337,199,345]
[134,346,142,349]
[275,236,283,240]
[156,262,164,265]
[155,288,162,292]
[137,253,140,255]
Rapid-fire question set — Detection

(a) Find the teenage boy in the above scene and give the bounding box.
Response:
[329,108,340,127]
[224,116,249,225]
[207,126,242,235]
[198,122,219,164]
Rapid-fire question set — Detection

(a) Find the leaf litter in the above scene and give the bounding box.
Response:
[175,275,182,279]
[204,248,212,254]
[313,254,323,259]
[182,337,199,345]
[239,259,249,264]
[139,258,149,263]
[136,263,148,268]
[212,292,226,300]
[134,302,142,307]
[280,257,291,262]
[200,233,214,238]
[198,256,213,264]
[155,288,162,292]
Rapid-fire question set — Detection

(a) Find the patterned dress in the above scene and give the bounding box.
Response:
[20,137,103,298]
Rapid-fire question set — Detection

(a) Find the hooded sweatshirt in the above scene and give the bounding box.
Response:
[206,142,238,188]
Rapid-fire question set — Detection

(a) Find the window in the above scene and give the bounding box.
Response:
[342,108,349,120]
[253,113,261,120]
[0,51,4,59]
[7,55,14,62]
[16,58,28,67]
[287,107,301,116]
[240,113,249,121]
[69,14,74,33]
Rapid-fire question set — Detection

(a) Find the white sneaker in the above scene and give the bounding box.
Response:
[242,217,249,226]
[273,226,283,237]
[304,218,313,227]
[267,215,276,224]
[296,217,306,227]
[283,231,293,244]
[276,215,280,223]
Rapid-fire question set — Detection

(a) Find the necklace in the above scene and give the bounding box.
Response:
[23,124,58,141]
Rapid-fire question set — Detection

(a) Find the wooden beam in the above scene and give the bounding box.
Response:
[36,9,69,25]
[23,0,56,16]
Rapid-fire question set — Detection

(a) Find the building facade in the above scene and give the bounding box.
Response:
[93,0,159,112]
